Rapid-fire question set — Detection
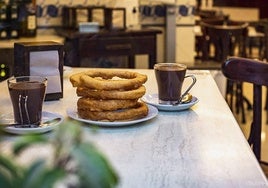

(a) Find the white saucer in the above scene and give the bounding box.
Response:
[0,111,64,135]
[66,104,158,127]
[141,93,199,111]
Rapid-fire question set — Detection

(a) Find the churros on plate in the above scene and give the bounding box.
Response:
[70,69,148,122]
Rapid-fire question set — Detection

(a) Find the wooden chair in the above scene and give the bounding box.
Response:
[200,19,248,61]
[254,20,268,122]
[222,57,268,164]
[200,20,251,123]
[252,19,268,60]
[195,17,225,59]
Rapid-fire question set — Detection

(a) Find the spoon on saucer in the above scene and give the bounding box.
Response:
[173,93,193,106]
[5,117,62,128]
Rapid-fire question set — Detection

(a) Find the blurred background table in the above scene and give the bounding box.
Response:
[56,29,161,69]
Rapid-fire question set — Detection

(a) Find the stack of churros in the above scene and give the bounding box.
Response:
[69,69,148,121]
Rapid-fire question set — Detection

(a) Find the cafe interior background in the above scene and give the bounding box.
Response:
[1,0,268,167]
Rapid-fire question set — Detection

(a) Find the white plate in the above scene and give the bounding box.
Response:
[1,111,64,135]
[66,105,158,127]
[141,93,199,111]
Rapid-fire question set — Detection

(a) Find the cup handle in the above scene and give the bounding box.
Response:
[180,75,197,102]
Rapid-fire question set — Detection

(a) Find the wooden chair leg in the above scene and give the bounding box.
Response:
[235,82,240,114]
[226,80,234,111]
[225,81,250,124]
[243,96,252,110]
[235,82,246,123]
[265,87,268,124]
[248,122,254,146]
[253,85,262,161]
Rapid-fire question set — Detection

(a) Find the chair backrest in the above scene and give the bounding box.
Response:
[253,19,268,60]
[200,21,248,61]
[222,57,268,160]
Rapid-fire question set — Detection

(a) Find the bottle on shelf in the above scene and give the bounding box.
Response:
[17,0,37,37]
[0,0,7,22]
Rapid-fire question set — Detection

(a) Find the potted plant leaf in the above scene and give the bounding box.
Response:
[0,121,119,188]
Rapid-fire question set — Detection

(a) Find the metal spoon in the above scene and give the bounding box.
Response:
[172,93,193,106]
[181,93,193,104]
[6,117,62,128]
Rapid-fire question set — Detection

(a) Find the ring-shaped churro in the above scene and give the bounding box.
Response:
[76,85,146,100]
[77,98,138,112]
[77,102,149,121]
[70,69,147,90]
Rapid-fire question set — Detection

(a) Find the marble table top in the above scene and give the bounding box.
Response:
[0,68,267,188]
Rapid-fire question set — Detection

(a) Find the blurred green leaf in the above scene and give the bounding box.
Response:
[12,134,48,156]
[0,121,119,188]
[21,160,65,188]
[72,143,119,188]
[55,121,82,145]
[0,173,12,188]
[0,155,24,188]
[20,160,47,188]
[0,155,22,178]
[38,168,66,188]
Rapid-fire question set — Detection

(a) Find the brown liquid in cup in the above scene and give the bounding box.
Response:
[9,81,46,125]
[155,66,186,102]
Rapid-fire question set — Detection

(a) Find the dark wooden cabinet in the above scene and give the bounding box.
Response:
[57,29,161,69]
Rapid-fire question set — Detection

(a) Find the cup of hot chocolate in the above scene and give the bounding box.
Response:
[7,76,47,126]
[154,63,196,105]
